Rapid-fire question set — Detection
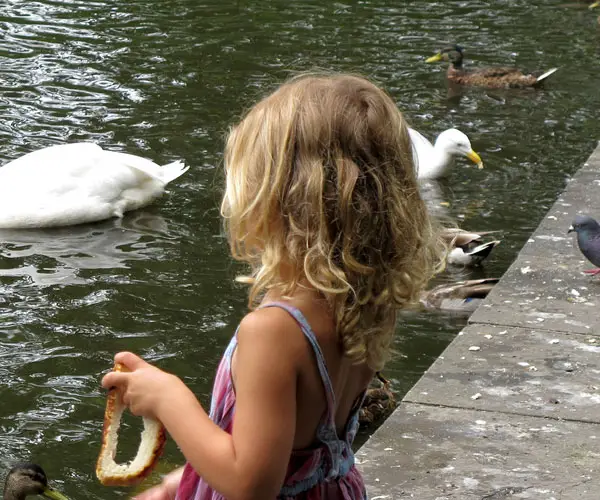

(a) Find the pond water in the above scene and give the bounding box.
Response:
[1,0,600,497]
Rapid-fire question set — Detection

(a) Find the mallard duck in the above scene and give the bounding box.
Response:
[420,278,500,313]
[3,464,68,500]
[0,143,188,228]
[441,228,501,266]
[409,127,483,179]
[359,372,397,426]
[426,45,558,89]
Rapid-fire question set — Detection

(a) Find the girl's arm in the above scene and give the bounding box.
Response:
[156,308,299,500]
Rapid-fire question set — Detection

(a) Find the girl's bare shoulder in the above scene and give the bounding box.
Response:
[237,306,310,358]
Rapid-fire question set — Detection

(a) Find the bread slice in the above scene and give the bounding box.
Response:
[96,363,167,486]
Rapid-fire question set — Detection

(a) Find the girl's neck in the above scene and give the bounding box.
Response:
[263,282,321,305]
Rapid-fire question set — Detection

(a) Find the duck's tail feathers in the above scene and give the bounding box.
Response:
[160,160,189,184]
[466,240,501,263]
[460,277,500,298]
[534,67,558,86]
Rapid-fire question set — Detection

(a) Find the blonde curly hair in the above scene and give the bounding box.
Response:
[221,72,446,371]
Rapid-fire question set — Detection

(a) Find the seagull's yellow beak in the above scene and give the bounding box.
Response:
[589,1,599,9]
[466,150,484,169]
[426,53,443,63]
[42,487,70,500]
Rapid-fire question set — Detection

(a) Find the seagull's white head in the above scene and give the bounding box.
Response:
[435,129,483,169]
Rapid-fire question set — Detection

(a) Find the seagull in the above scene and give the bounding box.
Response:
[408,127,483,179]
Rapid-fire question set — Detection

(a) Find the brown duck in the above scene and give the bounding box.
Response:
[426,45,558,89]
[3,463,68,500]
[441,228,501,267]
[420,277,500,314]
[359,372,396,427]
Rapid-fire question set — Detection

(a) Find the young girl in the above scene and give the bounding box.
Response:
[102,72,445,500]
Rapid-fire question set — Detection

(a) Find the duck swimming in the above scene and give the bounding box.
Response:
[409,127,483,179]
[0,143,188,228]
[441,228,501,267]
[420,278,500,314]
[426,45,558,89]
[3,463,68,500]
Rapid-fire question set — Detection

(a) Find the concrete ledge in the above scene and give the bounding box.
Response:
[404,324,600,424]
[357,145,600,499]
[470,150,600,333]
[357,403,599,500]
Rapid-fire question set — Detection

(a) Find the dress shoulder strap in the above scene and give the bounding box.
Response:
[259,301,336,420]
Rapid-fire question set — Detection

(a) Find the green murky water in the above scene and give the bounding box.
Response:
[1,0,599,497]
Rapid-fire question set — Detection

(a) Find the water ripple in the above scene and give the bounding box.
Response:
[1,0,600,497]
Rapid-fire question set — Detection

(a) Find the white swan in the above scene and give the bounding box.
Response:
[409,127,483,179]
[0,142,189,228]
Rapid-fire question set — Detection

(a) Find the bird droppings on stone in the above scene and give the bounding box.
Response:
[468,346,480,351]
[518,361,530,367]
[471,393,482,400]
[536,234,567,242]
[521,266,533,274]
[549,339,560,344]
[498,330,507,335]
[484,334,492,339]
[462,477,479,489]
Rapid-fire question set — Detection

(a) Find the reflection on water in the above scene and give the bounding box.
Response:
[0,212,171,286]
[1,0,600,497]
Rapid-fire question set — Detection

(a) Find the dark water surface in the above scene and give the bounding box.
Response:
[1,0,599,497]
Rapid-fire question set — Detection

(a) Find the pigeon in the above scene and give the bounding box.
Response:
[568,215,600,275]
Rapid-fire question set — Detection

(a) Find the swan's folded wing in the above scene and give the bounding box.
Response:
[0,143,104,175]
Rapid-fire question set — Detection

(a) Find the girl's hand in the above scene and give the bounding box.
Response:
[132,466,184,500]
[101,352,186,420]
[131,483,172,500]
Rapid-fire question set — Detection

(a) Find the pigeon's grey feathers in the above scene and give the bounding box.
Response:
[568,215,600,269]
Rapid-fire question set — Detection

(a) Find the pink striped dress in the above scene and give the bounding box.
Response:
[176,302,367,499]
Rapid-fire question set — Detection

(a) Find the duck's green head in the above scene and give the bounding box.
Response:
[4,463,69,500]
[426,45,464,67]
